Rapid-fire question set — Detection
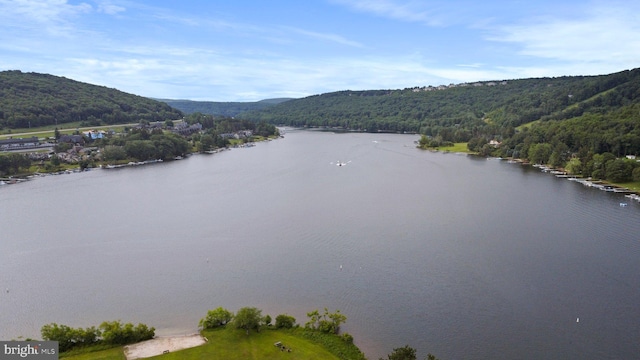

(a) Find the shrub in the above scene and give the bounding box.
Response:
[98,320,155,345]
[275,314,296,329]
[199,307,233,329]
[341,332,354,343]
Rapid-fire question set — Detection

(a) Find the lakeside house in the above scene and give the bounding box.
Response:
[58,134,85,145]
[219,130,253,139]
[82,130,106,140]
[172,122,203,136]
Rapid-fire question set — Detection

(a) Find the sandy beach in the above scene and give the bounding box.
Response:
[123,334,207,360]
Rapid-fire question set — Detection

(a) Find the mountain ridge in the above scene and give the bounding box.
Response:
[157,98,293,117]
[0,70,183,129]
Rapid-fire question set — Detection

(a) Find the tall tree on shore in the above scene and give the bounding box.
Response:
[233,307,263,335]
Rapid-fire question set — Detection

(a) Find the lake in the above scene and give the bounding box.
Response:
[1,129,639,359]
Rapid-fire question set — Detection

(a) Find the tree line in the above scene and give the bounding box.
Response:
[183,112,279,137]
[198,306,347,336]
[40,320,154,353]
[161,98,292,117]
[0,152,31,175]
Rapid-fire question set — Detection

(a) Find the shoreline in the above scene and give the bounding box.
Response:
[0,136,284,186]
[425,147,640,199]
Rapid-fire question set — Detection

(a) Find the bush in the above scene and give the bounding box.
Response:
[275,314,296,329]
[305,308,346,334]
[341,332,354,344]
[199,307,233,329]
[380,345,416,360]
[98,320,155,345]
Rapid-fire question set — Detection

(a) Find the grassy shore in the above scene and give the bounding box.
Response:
[430,142,473,153]
[61,327,364,360]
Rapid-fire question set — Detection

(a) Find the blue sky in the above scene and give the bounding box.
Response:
[0,0,638,101]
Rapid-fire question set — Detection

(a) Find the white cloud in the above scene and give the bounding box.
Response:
[0,0,92,37]
[330,0,448,26]
[0,0,91,23]
[487,3,640,70]
[98,2,126,15]
[281,26,365,48]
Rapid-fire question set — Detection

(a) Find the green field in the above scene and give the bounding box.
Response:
[612,181,640,192]
[434,142,471,153]
[60,346,125,360]
[61,327,364,360]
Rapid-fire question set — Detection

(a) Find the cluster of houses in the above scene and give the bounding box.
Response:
[411,81,508,93]
[171,122,203,136]
[220,130,253,139]
[0,131,108,151]
[136,121,204,136]
[2,121,257,165]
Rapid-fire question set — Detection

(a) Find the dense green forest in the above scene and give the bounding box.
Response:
[0,70,183,129]
[160,98,293,117]
[242,68,640,138]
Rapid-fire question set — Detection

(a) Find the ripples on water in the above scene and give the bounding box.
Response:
[1,130,639,360]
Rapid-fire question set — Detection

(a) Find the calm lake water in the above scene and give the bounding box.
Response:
[1,130,640,359]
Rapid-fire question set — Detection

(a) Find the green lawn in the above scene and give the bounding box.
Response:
[611,181,640,192]
[61,327,361,360]
[60,346,125,360]
[152,328,340,360]
[434,142,471,153]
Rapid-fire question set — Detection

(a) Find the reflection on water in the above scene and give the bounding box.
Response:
[1,130,640,359]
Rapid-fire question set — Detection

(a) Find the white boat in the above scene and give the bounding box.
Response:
[624,194,640,202]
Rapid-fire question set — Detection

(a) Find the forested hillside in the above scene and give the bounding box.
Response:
[0,70,183,129]
[242,68,640,137]
[160,98,293,117]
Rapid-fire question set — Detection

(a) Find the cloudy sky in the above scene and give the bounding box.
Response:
[0,0,638,101]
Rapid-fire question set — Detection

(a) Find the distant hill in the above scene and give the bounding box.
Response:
[240,68,640,135]
[0,70,183,129]
[159,98,294,117]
